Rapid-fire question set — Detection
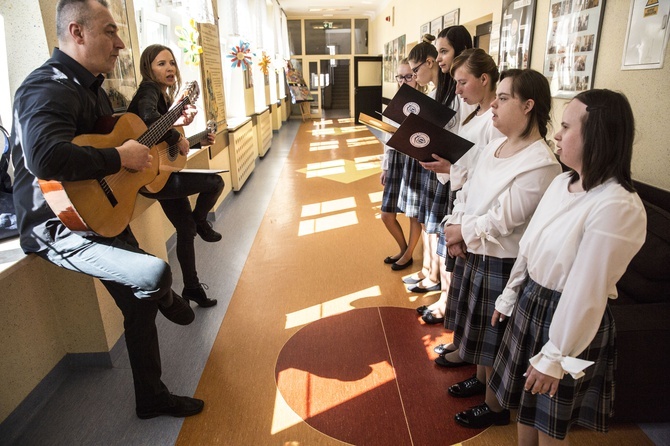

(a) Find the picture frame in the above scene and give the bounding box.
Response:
[103,0,138,112]
[543,0,606,98]
[420,22,430,41]
[383,34,406,84]
[443,9,460,28]
[498,0,537,71]
[621,0,670,70]
[430,16,443,38]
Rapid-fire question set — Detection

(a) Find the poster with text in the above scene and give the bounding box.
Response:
[198,22,227,127]
[498,0,537,71]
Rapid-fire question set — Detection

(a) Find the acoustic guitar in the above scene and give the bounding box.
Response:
[39,81,200,237]
[143,119,218,193]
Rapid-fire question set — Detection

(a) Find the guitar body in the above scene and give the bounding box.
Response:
[142,128,187,193]
[38,113,159,237]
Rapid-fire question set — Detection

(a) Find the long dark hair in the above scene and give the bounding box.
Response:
[435,26,473,106]
[499,69,551,140]
[570,89,635,192]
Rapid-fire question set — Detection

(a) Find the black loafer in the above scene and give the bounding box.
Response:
[384,256,399,264]
[408,282,440,293]
[416,305,429,314]
[196,220,222,242]
[158,294,195,325]
[137,394,204,419]
[435,355,468,368]
[422,312,444,324]
[433,344,456,355]
[391,258,413,271]
[454,403,510,428]
[448,375,486,398]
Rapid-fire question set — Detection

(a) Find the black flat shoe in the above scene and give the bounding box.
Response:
[391,258,413,271]
[454,403,510,428]
[384,256,400,264]
[137,394,204,419]
[416,305,429,314]
[422,312,444,324]
[196,220,222,242]
[448,375,486,398]
[435,355,468,368]
[434,344,456,355]
[158,293,195,325]
[408,282,440,293]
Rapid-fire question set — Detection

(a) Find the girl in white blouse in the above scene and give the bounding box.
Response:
[489,90,646,443]
[444,69,562,429]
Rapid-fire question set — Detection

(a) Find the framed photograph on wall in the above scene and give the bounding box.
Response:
[543,0,606,98]
[498,0,537,71]
[420,22,430,40]
[621,0,670,70]
[430,16,443,38]
[443,9,460,28]
[104,0,138,112]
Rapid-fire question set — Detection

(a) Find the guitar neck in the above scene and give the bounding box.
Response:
[186,128,209,148]
[136,97,190,148]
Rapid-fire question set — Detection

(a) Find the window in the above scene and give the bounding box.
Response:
[354,19,368,54]
[304,19,351,55]
[288,20,302,56]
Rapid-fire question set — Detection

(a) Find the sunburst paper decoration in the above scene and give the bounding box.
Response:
[175,19,203,66]
[228,41,253,70]
[259,52,271,75]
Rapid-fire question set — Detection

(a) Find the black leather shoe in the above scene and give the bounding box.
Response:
[384,256,399,264]
[434,344,456,355]
[454,403,510,428]
[449,375,486,398]
[137,394,204,419]
[196,220,222,242]
[435,355,468,368]
[408,282,440,293]
[422,312,444,324]
[183,284,217,308]
[391,258,413,271]
[158,293,195,325]
[416,305,429,314]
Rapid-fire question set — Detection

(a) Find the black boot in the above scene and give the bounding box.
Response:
[182,284,217,308]
[196,220,222,242]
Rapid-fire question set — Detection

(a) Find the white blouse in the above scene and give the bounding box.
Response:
[495,173,647,379]
[437,107,504,189]
[446,138,561,259]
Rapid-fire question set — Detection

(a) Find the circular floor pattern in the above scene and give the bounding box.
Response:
[275,306,487,445]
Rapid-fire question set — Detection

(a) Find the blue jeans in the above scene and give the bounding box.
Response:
[39,227,173,409]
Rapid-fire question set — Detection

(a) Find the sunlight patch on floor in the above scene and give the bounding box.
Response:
[270,387,304,435]
[297,158,381,184]
[346,136,378,147]
[369,191,383,203]
[301,197,357,218]
[309,140,340,151]
[284,286,382,329]
[298,211,358,236]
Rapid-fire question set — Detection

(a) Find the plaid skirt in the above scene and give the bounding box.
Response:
[426,180,449,234]
[489,278,616,440]
[444,256,466,332]
[438,186,457,261]
[381,149,405,213]
[451,253,515,366]
[398,157,422,218]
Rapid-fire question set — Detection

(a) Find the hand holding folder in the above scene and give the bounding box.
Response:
[386,113,474,164]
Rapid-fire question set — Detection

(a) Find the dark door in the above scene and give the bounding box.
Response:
[354,56,382,124]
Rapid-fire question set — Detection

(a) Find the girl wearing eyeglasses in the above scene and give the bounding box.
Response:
[380,59,424,271]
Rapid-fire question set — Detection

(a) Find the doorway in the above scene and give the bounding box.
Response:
[305,57,351,119]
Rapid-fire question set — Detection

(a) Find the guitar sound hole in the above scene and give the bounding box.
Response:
[168,144,179,161]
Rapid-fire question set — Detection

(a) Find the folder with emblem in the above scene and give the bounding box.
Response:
[358,112,398,144]
[382,83,456,127]
[386,113,474,163]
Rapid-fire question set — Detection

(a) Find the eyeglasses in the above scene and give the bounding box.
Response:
[395,74,414,82]
[411,60,428,74]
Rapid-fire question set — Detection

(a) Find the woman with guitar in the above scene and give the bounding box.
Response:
[127,44,223,308]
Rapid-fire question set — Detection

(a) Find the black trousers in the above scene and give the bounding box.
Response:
[142,172,224,289]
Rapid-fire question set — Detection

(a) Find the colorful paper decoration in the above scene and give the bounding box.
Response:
[259,52,271,75]
[228,41,253,70]
[175,19,203,66]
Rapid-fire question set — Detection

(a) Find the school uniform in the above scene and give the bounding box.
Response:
[489,173,646,439]
[380,144,405,213]
[445,138,561,366]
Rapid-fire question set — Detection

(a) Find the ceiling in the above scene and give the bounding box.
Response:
[276,0,387,18]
